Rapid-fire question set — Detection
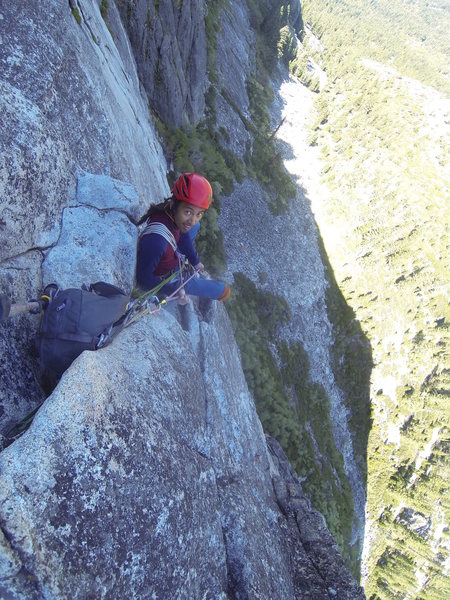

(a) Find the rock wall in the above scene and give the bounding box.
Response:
[117,0,208,127]
[0,298,364,599]
[0,0,168,437]
[215,0,256,158]
[0,0,168,264]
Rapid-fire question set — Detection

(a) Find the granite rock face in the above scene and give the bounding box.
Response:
[0,0,167,264]
[0,171,140,443]
[0,303,364,599]
[214,0,256,159]
[117,0,208,127]
[0,0,168,436]
[42,172,140,293]
[0,252,47,449]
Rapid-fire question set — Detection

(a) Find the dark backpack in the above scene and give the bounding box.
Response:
[38,282,130,387]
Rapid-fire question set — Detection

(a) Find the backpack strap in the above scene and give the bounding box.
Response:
[88,281,128,298]
[140,222,177,251]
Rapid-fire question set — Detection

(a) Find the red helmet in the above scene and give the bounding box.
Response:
[172,173,213,210]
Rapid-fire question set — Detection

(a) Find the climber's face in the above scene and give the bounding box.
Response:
[173,201,204,233]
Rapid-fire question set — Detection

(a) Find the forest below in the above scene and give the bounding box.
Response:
[297,0,449,598]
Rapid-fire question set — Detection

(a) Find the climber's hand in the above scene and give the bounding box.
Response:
[177,288,190,305]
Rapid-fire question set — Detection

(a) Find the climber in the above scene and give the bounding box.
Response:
[136,173,230,304]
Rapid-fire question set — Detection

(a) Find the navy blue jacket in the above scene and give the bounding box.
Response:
[136,211,199,290]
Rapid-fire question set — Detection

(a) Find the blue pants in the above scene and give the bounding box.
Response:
[162,223,227,301]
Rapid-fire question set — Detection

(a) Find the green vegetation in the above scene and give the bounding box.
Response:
[245,75,297,214]
[227,273,356,570]
[305,0,450,96]
[246,0,302,71]
[317,235,373,482]
[99,0,114,38]
[71,7,81,25]
[243,1,299,213]
[100,0,109,20]
[277,24,297,66]
[300,0,449,596]
[289,47,320,92]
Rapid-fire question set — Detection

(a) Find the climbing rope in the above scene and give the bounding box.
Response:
[122,261,199,328]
